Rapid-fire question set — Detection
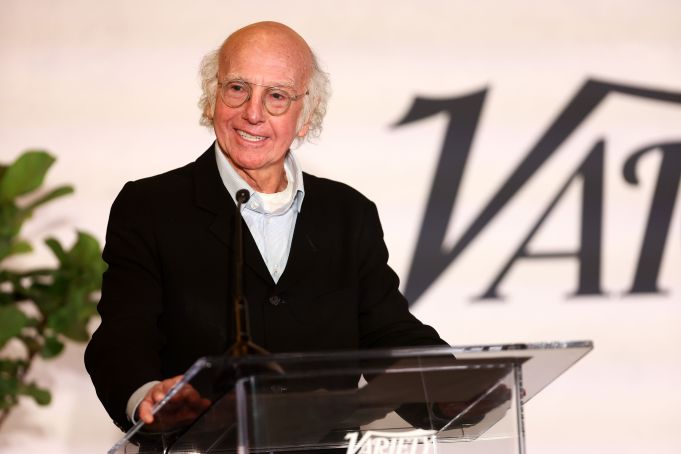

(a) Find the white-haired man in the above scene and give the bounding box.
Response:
[85,21,444,432]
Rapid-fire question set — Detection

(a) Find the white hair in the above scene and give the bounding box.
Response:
[198,47,331,143]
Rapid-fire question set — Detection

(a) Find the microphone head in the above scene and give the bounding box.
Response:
[236,189,250,204]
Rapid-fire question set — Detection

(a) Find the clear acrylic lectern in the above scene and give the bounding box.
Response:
[109,340,592,454]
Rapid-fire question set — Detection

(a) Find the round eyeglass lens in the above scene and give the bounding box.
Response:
[222,82,249,107]
[264,89,291,115]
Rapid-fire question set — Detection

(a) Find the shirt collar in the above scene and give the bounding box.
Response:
[214,141,305,214]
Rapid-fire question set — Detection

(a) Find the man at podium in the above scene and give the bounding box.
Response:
[85,21,445,432]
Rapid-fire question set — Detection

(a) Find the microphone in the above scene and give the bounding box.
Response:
[233,189,249,327]
[235,189,250,205]
[228,188,270,358]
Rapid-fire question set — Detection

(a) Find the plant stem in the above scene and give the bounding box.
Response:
[0,318,44,431]
[0,409,9,429]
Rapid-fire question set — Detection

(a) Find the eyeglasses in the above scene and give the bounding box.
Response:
[217,79,308,116]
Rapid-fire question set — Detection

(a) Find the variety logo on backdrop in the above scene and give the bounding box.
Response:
[397,79,681,304]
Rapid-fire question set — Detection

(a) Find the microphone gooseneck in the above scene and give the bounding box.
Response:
[228,188,270,358]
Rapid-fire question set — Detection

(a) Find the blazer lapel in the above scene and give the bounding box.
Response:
[193,146,272,284]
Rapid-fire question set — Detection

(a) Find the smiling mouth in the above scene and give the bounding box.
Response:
[237,130,267,142]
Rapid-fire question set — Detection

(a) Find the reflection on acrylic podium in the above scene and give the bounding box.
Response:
[109,341,592,454]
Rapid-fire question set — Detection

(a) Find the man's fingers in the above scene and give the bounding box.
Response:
[136,376,211,430]
[138,399,155,424]
[138,377,179,425]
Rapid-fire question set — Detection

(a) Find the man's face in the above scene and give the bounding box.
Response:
[212,31,310,186]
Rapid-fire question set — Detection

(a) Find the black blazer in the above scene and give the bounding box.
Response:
[85,145,444,430]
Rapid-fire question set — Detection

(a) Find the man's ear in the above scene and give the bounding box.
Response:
[297,94,316,138]
[297,120,311,138]
[205,102,215,122]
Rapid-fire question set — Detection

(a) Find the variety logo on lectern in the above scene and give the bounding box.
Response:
[344,429,438,454]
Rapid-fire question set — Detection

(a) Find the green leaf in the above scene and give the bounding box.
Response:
[0,151,55,202]
[19,268,53,278]
[68,231,104,268]
[45,237,68,265]
[24,317,40,328]
[18,382,51,406]
[40,336,64,359]
[0,306,28,348]
[24,185,74,212]
[0,394,18,410]
[0,375,19,410]
[8,239,32,256]
[47,298,90,342]
[0,359,27,375]
[0,204,25,262]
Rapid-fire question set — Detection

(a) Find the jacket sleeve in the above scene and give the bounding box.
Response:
[356,200,446,349]
[84,181,166,431]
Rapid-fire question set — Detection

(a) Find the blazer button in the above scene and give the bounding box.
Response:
[268,295,281,306]
[270,384,287,393]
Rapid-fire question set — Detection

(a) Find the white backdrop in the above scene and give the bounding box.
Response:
[1,1,680,453]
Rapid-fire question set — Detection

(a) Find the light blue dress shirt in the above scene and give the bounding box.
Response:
[214,143,305,283]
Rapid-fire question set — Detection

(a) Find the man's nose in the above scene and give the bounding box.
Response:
[242,90,266,124]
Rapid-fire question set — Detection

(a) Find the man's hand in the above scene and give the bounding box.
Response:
[435,384,514,425]
[137,375,211,432]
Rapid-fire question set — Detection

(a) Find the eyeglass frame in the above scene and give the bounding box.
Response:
[216,78,309,116]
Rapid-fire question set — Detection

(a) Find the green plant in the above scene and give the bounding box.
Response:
[0,150,105,429]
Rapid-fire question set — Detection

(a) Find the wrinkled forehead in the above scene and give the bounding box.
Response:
[218,26,313,89]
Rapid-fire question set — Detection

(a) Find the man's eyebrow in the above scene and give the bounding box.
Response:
[221,73,296,88]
